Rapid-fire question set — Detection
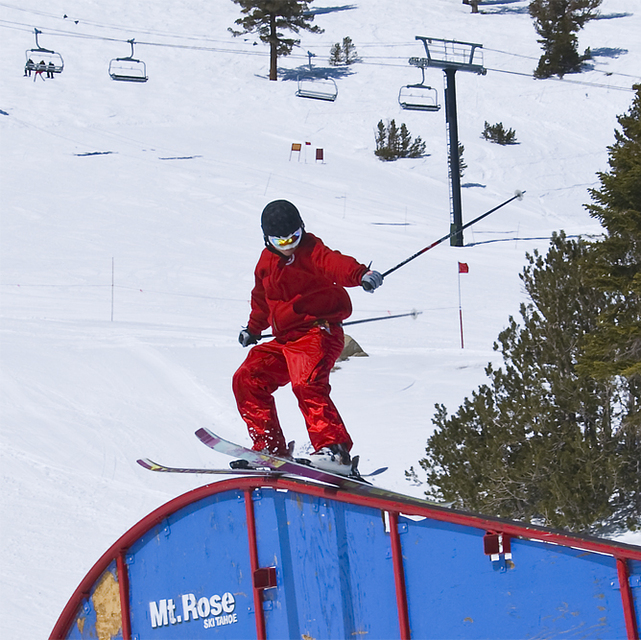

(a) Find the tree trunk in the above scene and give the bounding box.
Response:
[269,13,278,81]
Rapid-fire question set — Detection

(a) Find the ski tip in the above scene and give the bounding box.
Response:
[195,427,219,444]
[137,458,155,470]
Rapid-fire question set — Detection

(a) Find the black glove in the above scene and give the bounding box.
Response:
[361,270,383,292]
[238,329,261,347]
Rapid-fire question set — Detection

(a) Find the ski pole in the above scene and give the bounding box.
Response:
[341,309,422,327]
[258,310,422,340]
[381,190,525,279]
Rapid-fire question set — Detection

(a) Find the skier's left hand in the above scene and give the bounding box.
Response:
[238,329,261,347]
[361,270,383,292]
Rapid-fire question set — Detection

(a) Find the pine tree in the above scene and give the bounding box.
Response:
[409,88,641,533]
[387,120,400,158]
[375,120,388,158]
[581,84,641,526]
[329,42,342,66]
[229,0,323,81]
[341,36,357,64]
[528,0,602,78]
[482,121,518,145]
[412,233,634,532]
[583,85,641,381]
[399,123,412,157]
[375,120,425,161]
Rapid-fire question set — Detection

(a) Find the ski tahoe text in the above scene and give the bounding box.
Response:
[149,591,237,630]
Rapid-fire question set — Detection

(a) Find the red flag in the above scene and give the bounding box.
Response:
[458,262,469,274]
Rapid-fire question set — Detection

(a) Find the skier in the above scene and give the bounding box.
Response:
[233,200,383,475]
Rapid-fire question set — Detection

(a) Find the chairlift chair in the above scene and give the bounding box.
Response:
[296,77,337,102]
[398,84,440,111]
[398,66,440,111]
[25,28,64,74]
[109,39,148,83]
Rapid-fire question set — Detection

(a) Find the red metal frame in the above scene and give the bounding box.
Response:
[244,488,267,640]
[389,512,411,639]
[50,476,641,639]
[116,551,132,640]
[618,557,640,640]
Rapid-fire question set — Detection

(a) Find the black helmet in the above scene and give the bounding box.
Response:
[261,200,304,238]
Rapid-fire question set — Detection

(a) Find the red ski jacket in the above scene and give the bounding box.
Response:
[246,233,368,341]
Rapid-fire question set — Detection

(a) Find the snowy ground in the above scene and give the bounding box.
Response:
[1,0,640,637]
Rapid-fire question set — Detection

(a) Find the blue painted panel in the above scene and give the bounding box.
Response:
[126,491,256,639]
[400,516,626,638]
[251,489,400,639]
[59,481,640,639]
[281,492,343,637]
[66,561,124,640]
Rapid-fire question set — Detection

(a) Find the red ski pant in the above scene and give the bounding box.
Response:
[232,325,353,456]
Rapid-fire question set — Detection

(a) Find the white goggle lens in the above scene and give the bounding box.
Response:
[269,228,302,250]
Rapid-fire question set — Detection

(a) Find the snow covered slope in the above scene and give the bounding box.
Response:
[1,1,639,636]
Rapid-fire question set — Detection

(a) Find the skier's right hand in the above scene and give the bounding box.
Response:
[238,328,261,347]
[361,270,383,292]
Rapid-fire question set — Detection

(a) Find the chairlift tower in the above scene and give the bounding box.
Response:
[410,36,486,246]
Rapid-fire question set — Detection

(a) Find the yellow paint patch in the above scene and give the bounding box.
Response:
[92,570,122,640]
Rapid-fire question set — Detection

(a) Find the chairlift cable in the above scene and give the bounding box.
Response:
[2,18,637,92]
[486,66,636,92]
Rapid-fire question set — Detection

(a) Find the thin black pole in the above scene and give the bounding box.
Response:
[258,311,422,340]
[381,190,524,279]
[342,310,422,327]
[111,257,114,322]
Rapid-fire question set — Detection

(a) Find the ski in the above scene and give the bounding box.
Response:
[194,428,450,508]
[195,428,452,507]
[136,457,385,479]
[137,458,284,476]
[139,429,451,509]
[195,427,387,485]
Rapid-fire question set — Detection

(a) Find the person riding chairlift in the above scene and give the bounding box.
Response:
[34,60,46,81]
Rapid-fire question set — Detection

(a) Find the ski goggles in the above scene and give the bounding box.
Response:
[268,227,302,250]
